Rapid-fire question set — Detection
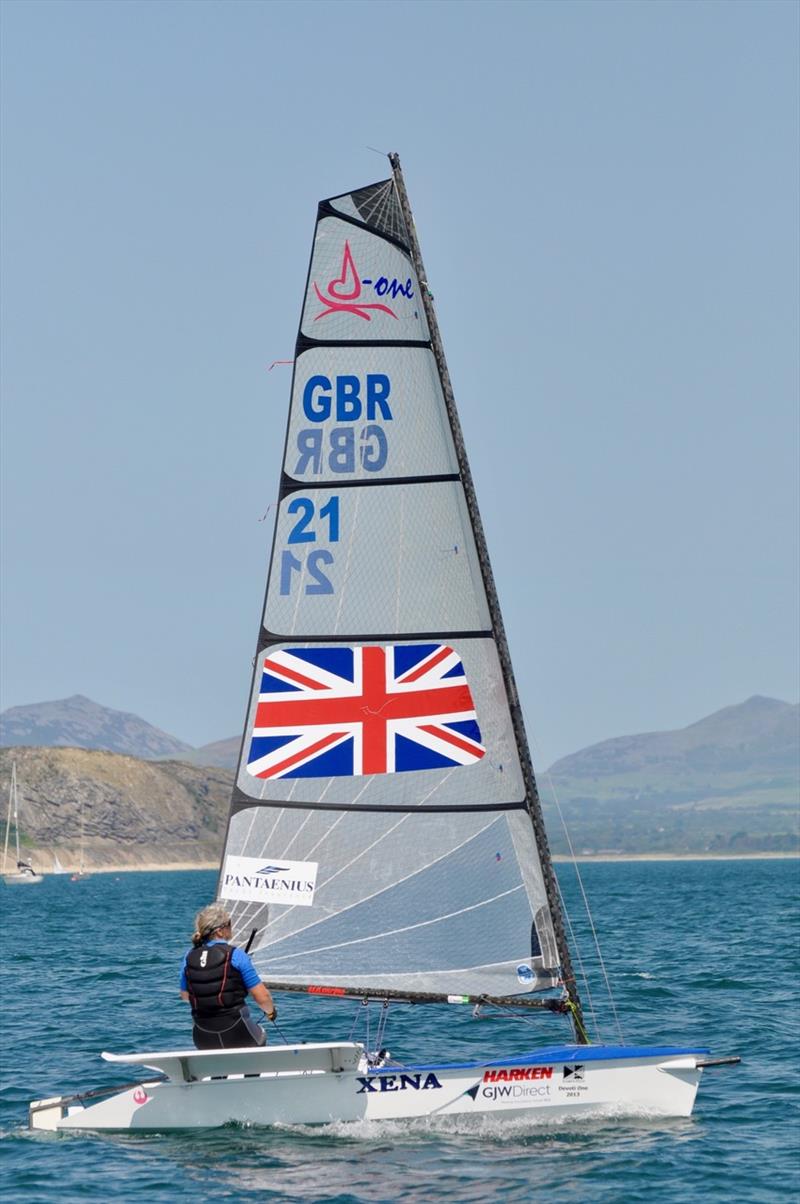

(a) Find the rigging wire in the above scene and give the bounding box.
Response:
[348,998,367,1042]
[523,725,602,1038]
[269,1014,292,1045]
[344,999,397,1066]
[374,999,390,1057]
[472,999,564,1026]
[543,765,626,1045]
[555,873,602,1040]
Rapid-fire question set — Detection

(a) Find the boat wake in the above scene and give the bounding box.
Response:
[265,1102,678,1142]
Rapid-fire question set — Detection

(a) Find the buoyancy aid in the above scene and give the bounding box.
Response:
[184,942,247,1018]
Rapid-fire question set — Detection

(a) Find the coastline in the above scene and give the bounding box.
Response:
[47,861,220,875]
[36,852,799,874]
[556,851,798,862]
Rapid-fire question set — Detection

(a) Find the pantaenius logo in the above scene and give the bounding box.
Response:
[221,855,318,907]
[313,241,413,322]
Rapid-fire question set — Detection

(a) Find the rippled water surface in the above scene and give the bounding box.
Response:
[1,860,797,1202]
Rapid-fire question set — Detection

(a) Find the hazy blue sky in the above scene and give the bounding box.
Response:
[1,0,797,766]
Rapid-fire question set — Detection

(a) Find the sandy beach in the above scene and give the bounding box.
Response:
[39,851,798,874]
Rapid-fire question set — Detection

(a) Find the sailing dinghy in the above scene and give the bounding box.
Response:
[30,155,736,1132]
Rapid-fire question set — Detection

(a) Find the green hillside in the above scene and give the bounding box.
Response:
[540,696,798,855]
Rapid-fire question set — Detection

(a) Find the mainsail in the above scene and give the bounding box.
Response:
[219,159,580,1015]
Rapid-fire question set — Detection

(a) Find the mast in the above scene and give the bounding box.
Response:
[388,154,586,1041]
[12,762,20,863]
[2,762,13,872]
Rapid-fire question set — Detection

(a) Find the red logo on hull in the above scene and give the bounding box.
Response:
[483,1066,553,1083]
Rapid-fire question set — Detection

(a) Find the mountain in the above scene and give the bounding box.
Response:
[547,696,798,778]
[1,694,797,861]
[540,696,799,855]
[0,694,241,768]
[0,695,193,760]
[180,736,241,770]
[0,746,232,871]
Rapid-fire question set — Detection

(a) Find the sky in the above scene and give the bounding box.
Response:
[1,0,797,767]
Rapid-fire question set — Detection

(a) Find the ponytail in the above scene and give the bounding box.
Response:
[191,901,232,948]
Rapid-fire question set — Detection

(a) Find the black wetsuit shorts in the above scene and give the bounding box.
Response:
[192,1004,267,1050]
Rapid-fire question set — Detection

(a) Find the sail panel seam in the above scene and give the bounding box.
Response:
[279,473,460,495]
[296,337,431,352]
[257,629,493,649]
[230,795,528,816]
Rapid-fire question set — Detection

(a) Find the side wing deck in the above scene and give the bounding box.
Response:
[101,1041,365,1082]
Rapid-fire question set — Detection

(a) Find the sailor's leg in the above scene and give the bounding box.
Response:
[237,1005,267,1047]
[192,1022,227,1050]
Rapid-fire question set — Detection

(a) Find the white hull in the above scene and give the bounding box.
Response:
[3,872,43,885]
[30,1040,708,1132]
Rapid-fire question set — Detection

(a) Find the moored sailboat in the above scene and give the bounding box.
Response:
[70,798,90,881]
[3,762,43,886]
[29,156,737,1132]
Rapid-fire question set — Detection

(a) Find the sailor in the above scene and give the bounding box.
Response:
[180,902,277,1049]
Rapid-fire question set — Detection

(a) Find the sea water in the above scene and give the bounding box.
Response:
[1,859,797,1203]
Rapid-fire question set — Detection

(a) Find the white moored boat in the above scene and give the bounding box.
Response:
[3,762,43,886]
[29,155,737,1133]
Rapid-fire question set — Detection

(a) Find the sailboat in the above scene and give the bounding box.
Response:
[70,799,90,881]
[29,156,737,1131]
[3,762,43,885]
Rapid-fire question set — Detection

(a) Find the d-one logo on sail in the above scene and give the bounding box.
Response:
[313,241,413,322]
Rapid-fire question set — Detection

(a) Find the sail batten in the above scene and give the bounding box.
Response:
[229,793,528,816]
[218,158,578,1007]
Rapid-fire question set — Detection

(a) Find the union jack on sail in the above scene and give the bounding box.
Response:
[246,643,485,780]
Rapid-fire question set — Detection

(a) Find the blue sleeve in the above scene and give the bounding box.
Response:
[232,947,261,990]
[179,952,188,991]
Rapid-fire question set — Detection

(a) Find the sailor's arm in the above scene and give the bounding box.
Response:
[179,957,190,1002]
[249,981,277,1020]
[232,946,277,1020]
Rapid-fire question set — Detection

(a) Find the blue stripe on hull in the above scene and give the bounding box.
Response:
[366,1044,710,1075]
